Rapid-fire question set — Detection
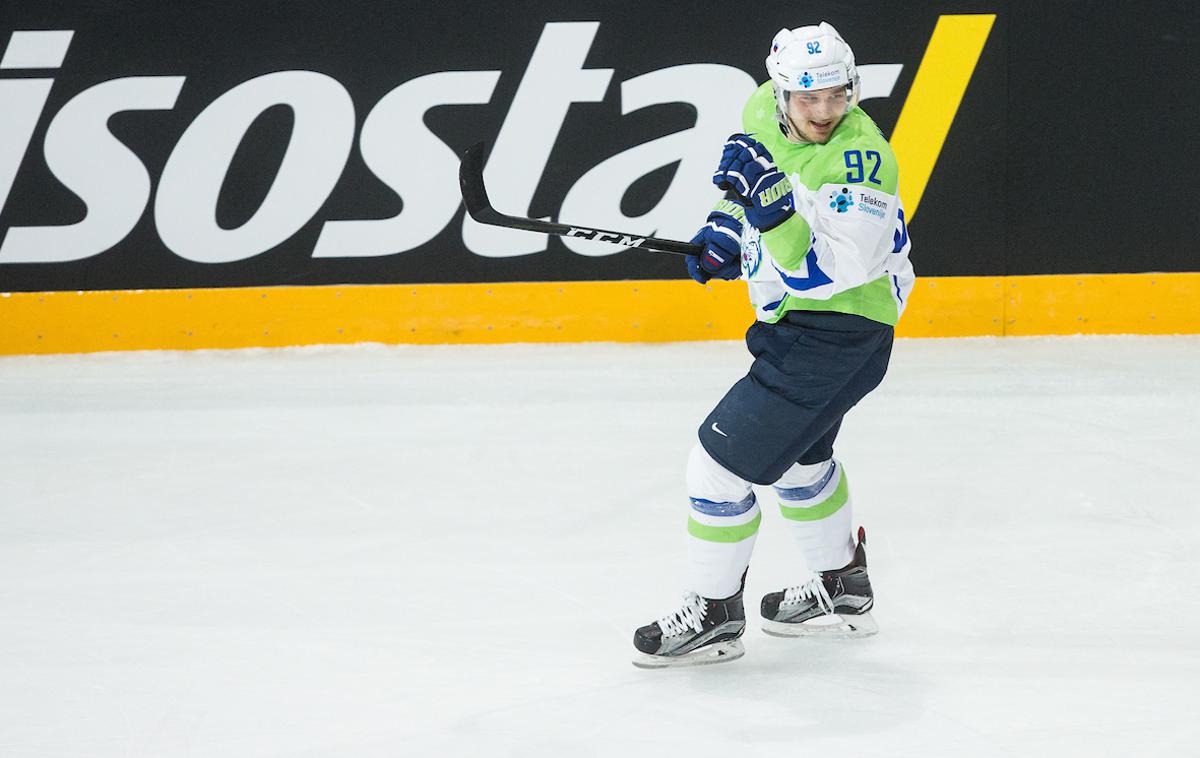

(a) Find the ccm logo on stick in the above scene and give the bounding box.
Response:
[565,228,647,247]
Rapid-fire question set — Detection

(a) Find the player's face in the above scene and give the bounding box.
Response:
[786,87,849,144]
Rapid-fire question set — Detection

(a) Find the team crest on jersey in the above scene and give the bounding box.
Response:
[742,237,762,278]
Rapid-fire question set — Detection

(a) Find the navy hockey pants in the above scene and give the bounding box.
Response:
[698,310,894,485]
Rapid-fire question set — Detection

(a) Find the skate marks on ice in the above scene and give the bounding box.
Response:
[1,337,1198,757]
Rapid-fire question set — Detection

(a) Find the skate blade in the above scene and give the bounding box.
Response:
[631,639,745,669]
[761,612,878,639]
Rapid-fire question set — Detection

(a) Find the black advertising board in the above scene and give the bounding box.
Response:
[0,1,1195,293]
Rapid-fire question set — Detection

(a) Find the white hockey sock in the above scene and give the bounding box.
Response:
[684,443,759,599]
[773,458,854,572]
[686,494,760,599]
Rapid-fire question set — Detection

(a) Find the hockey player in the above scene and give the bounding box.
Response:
[633,22,914,668]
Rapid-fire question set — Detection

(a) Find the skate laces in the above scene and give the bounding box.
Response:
[781,572,835,615]
[657,592,708,636]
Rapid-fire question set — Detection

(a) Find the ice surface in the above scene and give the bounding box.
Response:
[2,336,1198,758]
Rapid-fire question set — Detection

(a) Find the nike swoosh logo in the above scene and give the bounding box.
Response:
[711,422,728,437]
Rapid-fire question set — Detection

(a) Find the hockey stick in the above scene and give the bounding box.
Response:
[458,142,702,257]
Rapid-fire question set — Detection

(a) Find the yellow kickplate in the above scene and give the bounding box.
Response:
[1,272,1197,355]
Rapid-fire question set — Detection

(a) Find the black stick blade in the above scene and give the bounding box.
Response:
[458,142,495,222]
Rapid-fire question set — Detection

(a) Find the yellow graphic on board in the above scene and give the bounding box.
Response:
[890,14,996,220]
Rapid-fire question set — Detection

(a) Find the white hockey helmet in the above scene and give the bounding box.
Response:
[765,22,860,130]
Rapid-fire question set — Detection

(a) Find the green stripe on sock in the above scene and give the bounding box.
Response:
[779,469,848,522]
[687,510,761,543]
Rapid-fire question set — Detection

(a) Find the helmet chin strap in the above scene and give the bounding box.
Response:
[782,110,814,144]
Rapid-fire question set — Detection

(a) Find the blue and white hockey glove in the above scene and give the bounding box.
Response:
[686,209,744,284]
[712,134,795,232]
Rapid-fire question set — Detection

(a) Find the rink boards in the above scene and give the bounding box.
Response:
[3,5,1198,354]
[3,272,1198,354]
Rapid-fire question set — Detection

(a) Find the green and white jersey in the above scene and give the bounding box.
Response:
[733,82,914,326]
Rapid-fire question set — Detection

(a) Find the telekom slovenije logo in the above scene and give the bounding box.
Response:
[830,188,854,213]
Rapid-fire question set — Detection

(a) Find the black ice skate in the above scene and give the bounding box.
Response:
[760,526,878,638]
[632,584,746,669]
